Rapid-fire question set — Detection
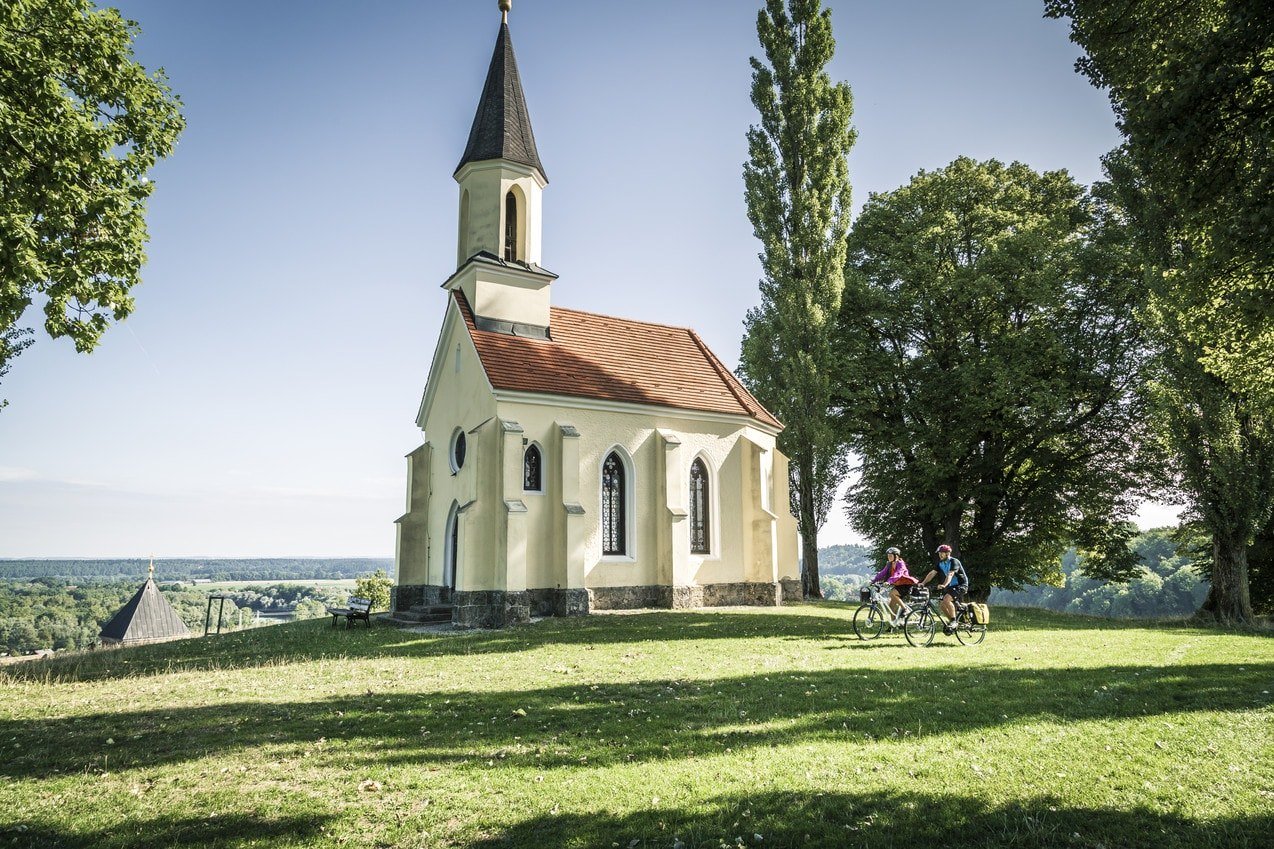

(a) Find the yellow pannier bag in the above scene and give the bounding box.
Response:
[971,603,991,625]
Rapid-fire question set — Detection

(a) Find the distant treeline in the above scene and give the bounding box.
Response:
[989,529,1208,618]
[816,530,1218,618]
[0,579,348,656]
[0,558,392,581]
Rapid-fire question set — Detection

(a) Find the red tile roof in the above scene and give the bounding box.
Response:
[454,291,782,429]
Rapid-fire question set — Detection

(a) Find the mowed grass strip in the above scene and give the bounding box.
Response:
[1,606,1270,848]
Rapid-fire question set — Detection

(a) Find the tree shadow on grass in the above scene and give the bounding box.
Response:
[465,788,1271,849]
[9,605,1257,685]
[0,609,864,683]
[2,661,1268,780]
[3,812,333,849]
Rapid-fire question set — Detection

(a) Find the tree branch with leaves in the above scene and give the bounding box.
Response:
[0,0,184,407]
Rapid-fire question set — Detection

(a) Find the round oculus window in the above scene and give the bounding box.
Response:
[450,429,467,472]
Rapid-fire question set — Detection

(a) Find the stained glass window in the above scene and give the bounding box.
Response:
[524,444,542,491]
[602,451,626,555]
[690,458,710,554]
[504,191,517,261]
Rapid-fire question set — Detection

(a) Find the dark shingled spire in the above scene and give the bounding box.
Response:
[455,22,546,180]
[99,577,190,645]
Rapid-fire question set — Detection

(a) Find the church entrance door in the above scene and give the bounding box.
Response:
[443,509,458,592]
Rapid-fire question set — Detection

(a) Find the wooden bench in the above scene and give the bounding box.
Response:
[326,596,373,628]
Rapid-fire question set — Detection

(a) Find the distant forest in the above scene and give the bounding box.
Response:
[815,531,1221,619]
[0,558,392,581]
[0,579,350,657]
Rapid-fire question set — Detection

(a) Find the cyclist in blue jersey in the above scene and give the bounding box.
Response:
[920,544,967,632]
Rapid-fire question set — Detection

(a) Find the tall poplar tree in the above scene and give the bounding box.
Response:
[740,0,856,599]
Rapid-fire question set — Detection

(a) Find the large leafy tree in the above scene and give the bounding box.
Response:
[1102,150,1274,626]
[835,158,1150,597]
[0,0,184,403]
[740,0,856,599]
[1045,0,1274,404]
[1145,330,1274,624]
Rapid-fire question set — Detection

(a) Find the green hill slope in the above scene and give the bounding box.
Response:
[1,606,1270,848]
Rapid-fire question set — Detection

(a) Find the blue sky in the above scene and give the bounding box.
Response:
[0,0,1172,557]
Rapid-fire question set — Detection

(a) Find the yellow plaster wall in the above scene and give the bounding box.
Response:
[397,304,499,590]
[455,162,544,267]
[494,398,798,591]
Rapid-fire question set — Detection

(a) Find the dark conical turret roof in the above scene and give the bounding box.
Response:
[455,22,546,180]
[99,578,190,644]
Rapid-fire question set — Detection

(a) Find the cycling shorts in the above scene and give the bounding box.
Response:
[942,585,967,600]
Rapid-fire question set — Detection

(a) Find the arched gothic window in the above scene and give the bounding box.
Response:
[504,191,518,261]
[523,444,542,492]
[689,458,710,554]
[602,451,626,555]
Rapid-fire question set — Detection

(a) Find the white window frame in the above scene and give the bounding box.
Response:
[449,427,467,474]
[599,446,636,562]
[523,441,545,494]
[689,452,720,560]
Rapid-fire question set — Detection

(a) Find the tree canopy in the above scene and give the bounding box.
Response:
[1045,0,1274,403]
[739,0,856,598]
[835,157,1150,595]
[0,0,184,401]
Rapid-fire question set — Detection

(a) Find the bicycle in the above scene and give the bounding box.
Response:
[853,582,924,640]
[903,590,987,647]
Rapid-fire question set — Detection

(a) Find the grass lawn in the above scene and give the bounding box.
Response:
[1,604,1270,848]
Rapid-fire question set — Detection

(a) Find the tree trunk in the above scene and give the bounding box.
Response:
[801,532,822,599]
[798,459,823,599]
[919,524,939,573]
[1200,532,1254,625]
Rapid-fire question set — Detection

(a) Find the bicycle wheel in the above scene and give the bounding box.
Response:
[904,607,935,647]
[853,604,885,640]
[955,610,986,645]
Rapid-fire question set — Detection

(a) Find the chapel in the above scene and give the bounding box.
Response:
[392,2,800,628]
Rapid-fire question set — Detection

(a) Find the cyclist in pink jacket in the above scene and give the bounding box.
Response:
[872,547,918,626]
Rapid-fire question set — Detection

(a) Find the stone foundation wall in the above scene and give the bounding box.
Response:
[588,585,669,610]
[669,585,704,609]
[703,581,782,607]
[453,590,530,629]
[392,584,453,612]
[399,581,784,625]
[526,588,590,618]
[588,583,782,611]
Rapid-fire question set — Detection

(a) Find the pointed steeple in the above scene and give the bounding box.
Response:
[99,572,190,645]
[455,7,546,181]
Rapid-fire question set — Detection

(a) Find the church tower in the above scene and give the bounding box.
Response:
[447,0,554,337]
